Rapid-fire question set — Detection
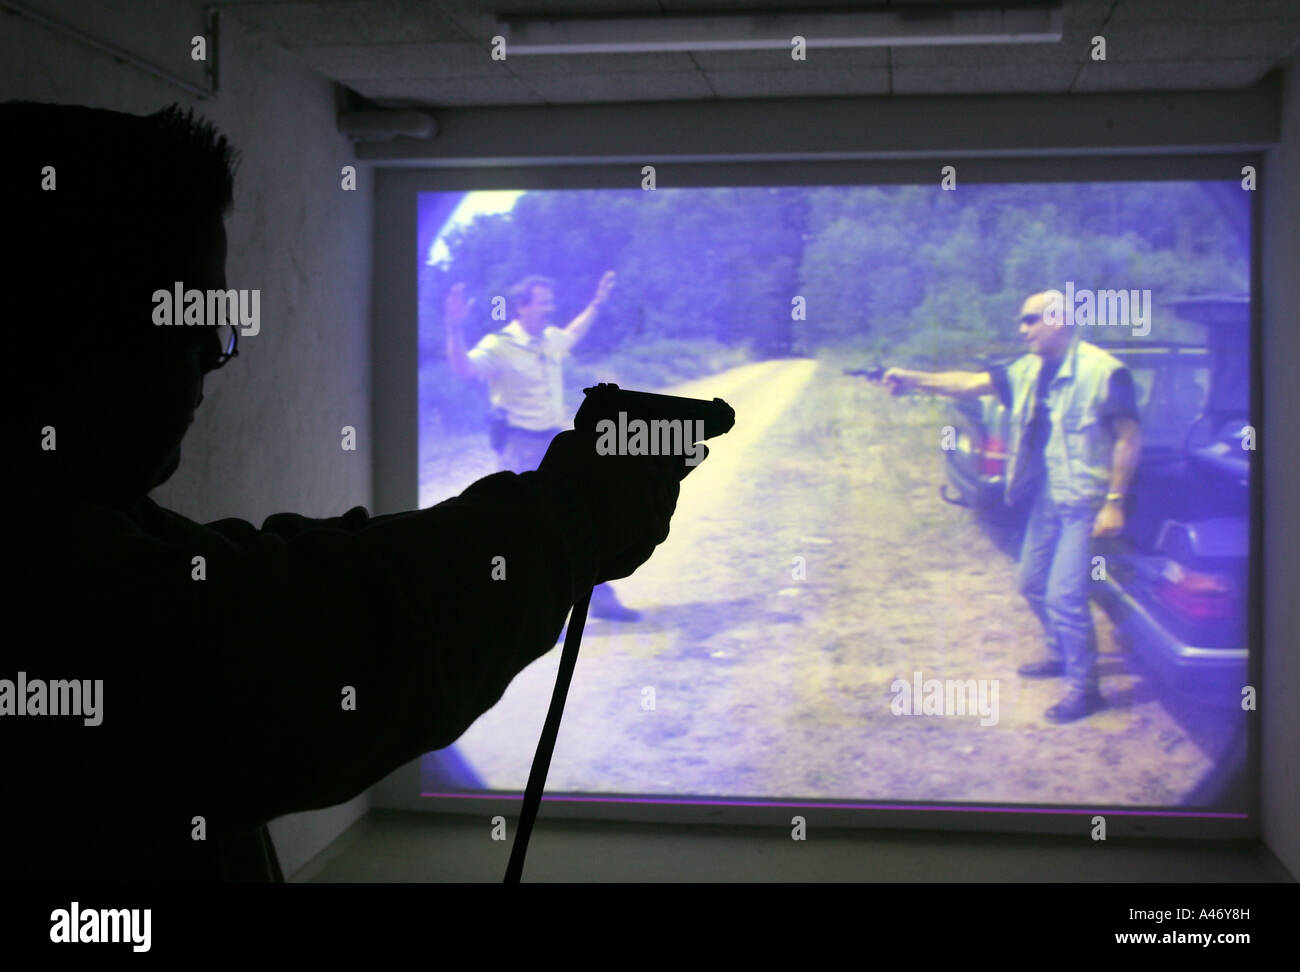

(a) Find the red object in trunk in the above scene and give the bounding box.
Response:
[981,435,1007,477]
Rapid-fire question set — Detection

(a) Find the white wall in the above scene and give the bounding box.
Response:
[1261,56,1300,881]
[2,2,374,878]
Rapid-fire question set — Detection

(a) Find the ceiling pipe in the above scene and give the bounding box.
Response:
[498,3,1064,55]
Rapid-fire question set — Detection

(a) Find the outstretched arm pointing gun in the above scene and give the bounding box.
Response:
[866,366,996,399]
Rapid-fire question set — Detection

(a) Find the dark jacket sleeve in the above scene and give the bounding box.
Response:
[167,468,601,830]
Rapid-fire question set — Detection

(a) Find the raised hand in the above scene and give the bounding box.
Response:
[592,271,616,307]
[445,282,476,326]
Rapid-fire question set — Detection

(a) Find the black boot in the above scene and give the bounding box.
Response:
[589,583,641,622]
[1017,657,1065,678]
[1045,689,1106,724]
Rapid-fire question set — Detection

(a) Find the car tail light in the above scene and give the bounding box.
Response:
[981,435,1008,477]
[1154,561,1236,620]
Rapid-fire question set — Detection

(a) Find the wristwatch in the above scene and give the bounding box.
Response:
[1104,492,1124,506]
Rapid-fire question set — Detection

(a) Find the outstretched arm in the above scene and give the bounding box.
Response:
[883,367,995,399]
[191,470,603,830]
[563,270,615,348]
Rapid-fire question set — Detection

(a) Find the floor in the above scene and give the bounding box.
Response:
[291,809,1294,882]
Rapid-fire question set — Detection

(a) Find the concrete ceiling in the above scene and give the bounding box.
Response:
[214,0,1300,107]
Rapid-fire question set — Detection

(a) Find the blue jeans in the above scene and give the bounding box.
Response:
[1016,486,1101,695]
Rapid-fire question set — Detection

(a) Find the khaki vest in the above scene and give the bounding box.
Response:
[1004,338,1125,508]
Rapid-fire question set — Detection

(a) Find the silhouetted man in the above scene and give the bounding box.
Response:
[0,101,686,881]
[881,291,1142,723]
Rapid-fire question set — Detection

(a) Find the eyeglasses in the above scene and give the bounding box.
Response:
[75,322,240,372]
[1018,313,1043,325]
[172,324,239,373]
[199,323,239,373]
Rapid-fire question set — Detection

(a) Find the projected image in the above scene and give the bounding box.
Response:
[415,182,1251,813]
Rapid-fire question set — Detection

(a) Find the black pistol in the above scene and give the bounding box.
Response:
[844,365,903,395]
[844,365,886,382]
[573,383,736,471]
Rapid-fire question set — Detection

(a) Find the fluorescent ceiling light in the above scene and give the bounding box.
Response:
[499,4,1064,55]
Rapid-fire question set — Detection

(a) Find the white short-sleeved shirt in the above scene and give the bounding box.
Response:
[467,320,576,431]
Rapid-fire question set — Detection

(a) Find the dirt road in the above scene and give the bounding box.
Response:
[425,359,1236,806]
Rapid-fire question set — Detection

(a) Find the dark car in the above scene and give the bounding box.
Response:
[940,299,1251,708]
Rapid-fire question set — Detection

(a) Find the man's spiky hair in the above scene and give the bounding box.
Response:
[0,100,241,358]
[146,102,240,216]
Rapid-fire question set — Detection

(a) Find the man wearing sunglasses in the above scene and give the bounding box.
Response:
[881,291,1142,723]
[1,101,686,881]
